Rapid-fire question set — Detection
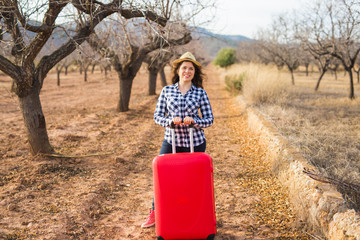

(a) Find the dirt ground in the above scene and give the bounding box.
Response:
[0,66,311,239]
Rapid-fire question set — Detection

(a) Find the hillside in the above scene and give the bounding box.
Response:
[194,27,252,57]
[1,19,250,60]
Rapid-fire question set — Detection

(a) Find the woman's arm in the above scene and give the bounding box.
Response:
[194,90,214,128]
[154,88,172,127]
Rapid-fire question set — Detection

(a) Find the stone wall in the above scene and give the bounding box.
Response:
[238,96,360,240]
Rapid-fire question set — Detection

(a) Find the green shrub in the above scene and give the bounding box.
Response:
[213,48,236,68]
[224,73,245,95]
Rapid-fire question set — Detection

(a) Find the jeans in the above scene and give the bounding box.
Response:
[159,139,206,155]
[152,139,207,210]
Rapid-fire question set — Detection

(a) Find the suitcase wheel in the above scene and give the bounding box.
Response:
[157,237,164,240]
[206,234,216,240]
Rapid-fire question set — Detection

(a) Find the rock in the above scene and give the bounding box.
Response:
[329,210,360,240]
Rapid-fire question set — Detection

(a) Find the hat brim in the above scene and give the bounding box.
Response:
[172,58,201,68]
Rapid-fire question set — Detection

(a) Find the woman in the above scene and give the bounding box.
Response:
[141,52,214,228]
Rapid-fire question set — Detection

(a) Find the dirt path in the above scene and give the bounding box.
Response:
[0,67,310,239]
[204,68,309,239]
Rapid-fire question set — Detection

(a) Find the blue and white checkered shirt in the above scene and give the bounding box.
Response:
[154,83,214,147]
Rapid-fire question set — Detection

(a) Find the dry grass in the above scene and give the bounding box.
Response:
[220,63,290,104]
[224,63,360,210]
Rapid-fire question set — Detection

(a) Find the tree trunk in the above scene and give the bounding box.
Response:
[18,89,53,154]
[305,64,309,76]
[160,67,167,87]
[84,64,90,82]
[57,70,61,86]
[148,70,157,95]
[104,67,108,80]
[116,55,145,112]
[84,68,88,82]
[65,66,68,75]
[348,69,355,99]
[315,70,326,91]
[290,69,295,85]
[118,75,134,112]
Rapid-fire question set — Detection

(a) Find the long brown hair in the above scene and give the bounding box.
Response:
[171,61,205,89]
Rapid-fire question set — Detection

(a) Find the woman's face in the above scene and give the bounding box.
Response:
[178,61,195,83]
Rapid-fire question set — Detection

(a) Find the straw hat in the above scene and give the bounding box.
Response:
[172,52,201,68]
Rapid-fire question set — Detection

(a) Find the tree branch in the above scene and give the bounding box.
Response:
[23,0,68,70]
[303,168,360,193]
[12,1,54,33]
[71,0,106,14]
[120,9,167,27]
[36,2,168,82]
[127,32,191,77]
[86,32,122,71]
[142,32,192,54]
[0,1,25,60]
[0,55,21,80]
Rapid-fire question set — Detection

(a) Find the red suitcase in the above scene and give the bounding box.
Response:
[152,125,216,240]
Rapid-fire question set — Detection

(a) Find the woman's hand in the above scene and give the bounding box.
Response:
[183,116,194,125]
[172,117,182,125]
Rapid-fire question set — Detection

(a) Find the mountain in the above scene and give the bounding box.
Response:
[193,27,252,58]
[6,19,250,61]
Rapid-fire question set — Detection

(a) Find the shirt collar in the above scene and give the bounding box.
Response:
[174,82,195,93]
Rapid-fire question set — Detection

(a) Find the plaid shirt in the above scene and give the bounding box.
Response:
[154,83,214,147]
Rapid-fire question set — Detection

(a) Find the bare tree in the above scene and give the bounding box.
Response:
[247,41,276,66]
[298,39,334,91]
[55,52,77,86]
[99,59,112,80]
[87,19,191,111]
[257,14,301,84]
[237,41,261,64]
[86,0,215,112]
[0,1,167,154]
[297,0,360,99]
[75,42,101,82]
[298,47,314,76]
[313,54,332,91]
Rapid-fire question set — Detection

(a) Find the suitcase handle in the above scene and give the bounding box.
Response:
[170,121,194,154]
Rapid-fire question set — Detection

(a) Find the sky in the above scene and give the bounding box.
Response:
[203,0,304,38]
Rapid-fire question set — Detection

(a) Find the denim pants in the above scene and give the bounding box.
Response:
[159,139,206,155]
[152,139,207,210]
